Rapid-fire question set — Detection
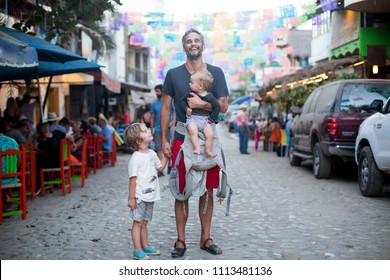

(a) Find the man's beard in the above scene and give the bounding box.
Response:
[186,48,203,60]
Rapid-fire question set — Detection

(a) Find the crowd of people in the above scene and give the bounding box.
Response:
[0,94,115,194]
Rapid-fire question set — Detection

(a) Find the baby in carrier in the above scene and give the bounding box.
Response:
[181,70,220,158]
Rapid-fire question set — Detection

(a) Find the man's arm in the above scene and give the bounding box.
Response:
[161,93,173,157]
[150,106,155,133]
[187,93,228,114]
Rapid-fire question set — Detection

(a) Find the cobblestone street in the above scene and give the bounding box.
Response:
[1,125,390,260]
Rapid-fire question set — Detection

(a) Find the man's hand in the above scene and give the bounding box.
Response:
[187,92,207,109]
[162,140,172,158]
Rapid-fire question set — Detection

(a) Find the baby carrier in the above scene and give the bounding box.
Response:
[164,122,233,216]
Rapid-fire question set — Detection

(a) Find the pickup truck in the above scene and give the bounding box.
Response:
[355,98,390,197]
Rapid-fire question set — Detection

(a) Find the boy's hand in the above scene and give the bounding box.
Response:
[128,198,136,209]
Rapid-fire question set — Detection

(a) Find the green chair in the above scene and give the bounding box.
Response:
[40,138,72,196]
[0,145,27,223]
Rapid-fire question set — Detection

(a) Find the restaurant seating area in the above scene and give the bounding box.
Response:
[0,133,117,224]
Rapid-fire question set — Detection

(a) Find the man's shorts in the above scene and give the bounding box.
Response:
[154,131,170,151]
[171,139,220,193]
[129,200,154,222]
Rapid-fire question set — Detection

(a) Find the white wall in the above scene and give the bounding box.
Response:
[310,32,331,63]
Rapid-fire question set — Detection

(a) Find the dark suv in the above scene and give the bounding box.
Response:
[289,79,390,179]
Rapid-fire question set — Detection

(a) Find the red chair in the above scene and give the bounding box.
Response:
[96,135,103,169]
[40,138,72,196]
[0,146,27,223]
[20,144,36,200]
[71,138,88,187]
[85,135,98,174]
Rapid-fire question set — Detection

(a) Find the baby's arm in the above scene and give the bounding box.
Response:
[208,96,221,123]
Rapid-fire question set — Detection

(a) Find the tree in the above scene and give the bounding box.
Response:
[3,0,122,57]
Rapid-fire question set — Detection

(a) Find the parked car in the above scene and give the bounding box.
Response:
[289,79,390,179]
[355,97,390,197]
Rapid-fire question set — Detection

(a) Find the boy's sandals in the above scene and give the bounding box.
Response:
[171,239,187,258]
[200,238,222,255]
[133,250,150,260]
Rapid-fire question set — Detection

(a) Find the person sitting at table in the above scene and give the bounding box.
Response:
[47,112,66,134]
[5,115,31,145]
[35,122,76,190]
[70,120,86,162]
[98,117,113,151]
[88,117,102,135]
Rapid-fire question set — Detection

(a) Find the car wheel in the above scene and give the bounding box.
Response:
[288,137,301,166]
[358,146,384,197]
[313,142,331,179]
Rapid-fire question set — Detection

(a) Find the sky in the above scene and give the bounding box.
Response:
[115,0,314,88]
[119,0,311,14]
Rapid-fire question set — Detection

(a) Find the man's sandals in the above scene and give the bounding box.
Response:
[171,238,222,257]
[200,238,222,255]
[171,239,187,258]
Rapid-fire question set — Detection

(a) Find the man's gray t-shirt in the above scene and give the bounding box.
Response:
[163,63,229,140]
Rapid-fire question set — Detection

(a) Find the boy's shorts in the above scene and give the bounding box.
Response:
[129,200,154,222]
[171,139,220,193]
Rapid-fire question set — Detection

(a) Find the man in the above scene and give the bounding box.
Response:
[88,117,102,135]
[236,104,250,154]
[98,117,113,151]
[161,28,228,258]
[5,115,30,144]
[150,84,176,177]
[46,112,66,134]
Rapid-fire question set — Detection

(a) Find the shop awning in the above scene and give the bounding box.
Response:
[263,55,362,92]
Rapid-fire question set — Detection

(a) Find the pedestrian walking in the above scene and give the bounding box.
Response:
[150,84,175,177]
[236,104,250,154]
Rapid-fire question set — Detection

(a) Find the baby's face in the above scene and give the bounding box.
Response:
[189,75,202,92]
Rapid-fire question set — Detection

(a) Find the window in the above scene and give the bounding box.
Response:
[127,47,149,85]
[308,89,321,113]
[315,84,338,113]
[339,83,390,113]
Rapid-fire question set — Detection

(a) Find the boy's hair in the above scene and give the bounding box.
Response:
[192,70,214,90]
[124,123,144,151]
[182,28,204,48]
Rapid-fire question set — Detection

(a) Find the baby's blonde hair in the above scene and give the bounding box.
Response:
[192,70,214,90]
[123,123,145,151]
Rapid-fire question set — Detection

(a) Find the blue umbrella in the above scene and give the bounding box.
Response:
[0,35,39,81]
[231,95,253,105]
[0,26,84,63]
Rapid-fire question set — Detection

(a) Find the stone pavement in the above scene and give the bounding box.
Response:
[1,124,390,260]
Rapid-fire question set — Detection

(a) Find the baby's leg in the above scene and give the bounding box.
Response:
[187,123,201,155]
[203,123,217,158]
